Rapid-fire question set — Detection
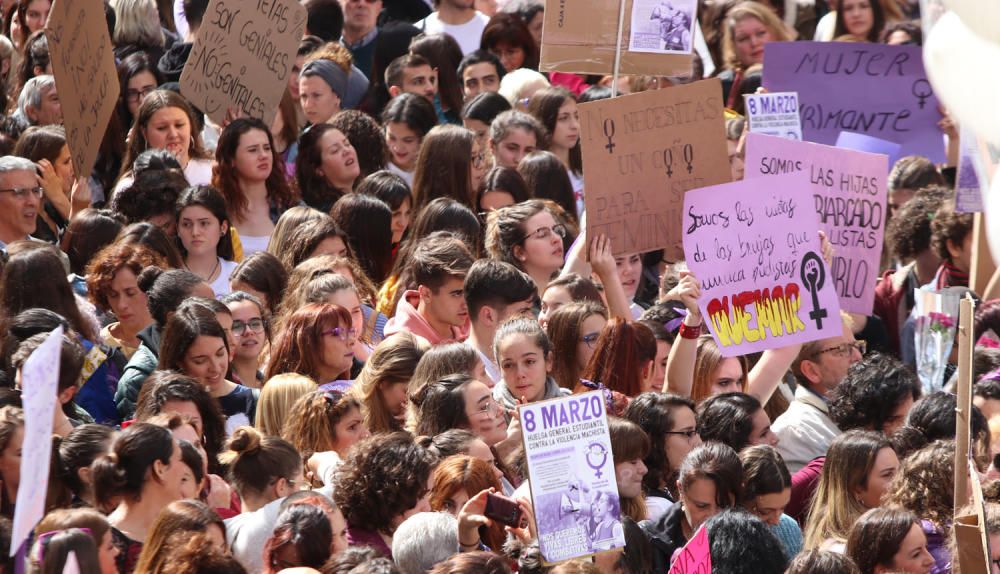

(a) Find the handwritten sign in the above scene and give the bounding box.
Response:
[763,42,944,163]
[744,133,888,315]
[45,0,119,180]
[180,0,307,126]
[683,174,843,357]
[668,525,712,574]
[10,327,63,557]
[744,92,801,140]
[579,78,730,259]
[521,391,623,563]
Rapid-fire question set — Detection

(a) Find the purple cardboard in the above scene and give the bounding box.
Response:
[764,41,944,163]
[682,173,843,357]
[745,133,889,315]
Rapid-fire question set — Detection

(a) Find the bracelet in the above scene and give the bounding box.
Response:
[459,536,481,548]
[679,323,701,339]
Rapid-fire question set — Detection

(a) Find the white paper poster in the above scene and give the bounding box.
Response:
[629,0,697,54]
[745,92,802,140]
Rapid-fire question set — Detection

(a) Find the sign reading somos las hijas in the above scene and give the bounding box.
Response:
[744,133,888,315]
[579,78,730,260]
[522,391,624,564]
[181,0,307,126]
[683,173,843,357]
[763,41,944,163]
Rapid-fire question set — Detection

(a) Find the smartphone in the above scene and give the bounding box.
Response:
[484,492,524,528]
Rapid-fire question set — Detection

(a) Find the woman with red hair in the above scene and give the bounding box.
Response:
[266,303,358,384]
[575,319,657,412]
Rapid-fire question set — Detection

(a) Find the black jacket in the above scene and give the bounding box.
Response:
[640,500,688,572]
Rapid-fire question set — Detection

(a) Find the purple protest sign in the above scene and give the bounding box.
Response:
[763,42,944,163]
[744,133,888,315]
[682,174,843,357]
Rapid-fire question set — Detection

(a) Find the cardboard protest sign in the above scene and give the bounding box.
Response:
[763,42,944,162]
[10,327,63,556]
[682,174,843,357]
[579,78,730,259]
[744,133,888,315]
[521,391,624,563]
[744,92,801,140]
[668,525,712,574]
[539,0,693,76]
[181,0,307,126]
[45,0,119,180]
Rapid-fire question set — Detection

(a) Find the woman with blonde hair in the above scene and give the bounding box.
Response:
[354,333,427,434]
[254,374,317,437]
[132,499,226,574]
[265,206,326,259]
[804,430,899,551]
[719,2,791,104]
[281,389,369,485]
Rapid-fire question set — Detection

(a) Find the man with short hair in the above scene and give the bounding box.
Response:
[458,50,504,100]
[415,0,489,56]
[385,54,437,102]
[385,234,474,345]
[0,156,42,251]
[463,260,536,385]
[339,0,382,78]
[771,312,863,473]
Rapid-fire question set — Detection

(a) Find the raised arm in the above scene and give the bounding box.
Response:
[664,271,702,397]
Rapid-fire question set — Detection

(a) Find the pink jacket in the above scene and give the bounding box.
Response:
[384,290,469,345]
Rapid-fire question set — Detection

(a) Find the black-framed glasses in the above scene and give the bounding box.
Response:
[580,332,600,348]
[231,318,265,336]
[813,340,866,358]
[0,187,43,200]
[125,85,156,103]
[665,429,699,440]
[518,223,567,244]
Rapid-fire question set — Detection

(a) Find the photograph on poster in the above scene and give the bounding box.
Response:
[629,0,697,54]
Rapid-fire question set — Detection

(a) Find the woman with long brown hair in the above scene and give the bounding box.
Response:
[212,118,298,257]
[411,125,481,212]
[354,332,426,434]
[526,87,582,216]
[132,499,227,574]
[546,302,608,390]
[266,303,358,384]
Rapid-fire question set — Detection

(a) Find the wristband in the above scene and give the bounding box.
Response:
[459,537,482,548]
[679,323,701,339]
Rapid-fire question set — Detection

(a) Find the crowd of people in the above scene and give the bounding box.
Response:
[0,0,990,572]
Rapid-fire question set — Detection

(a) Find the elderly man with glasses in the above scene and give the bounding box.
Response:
[0,156,43,253]
[771,311,865,473]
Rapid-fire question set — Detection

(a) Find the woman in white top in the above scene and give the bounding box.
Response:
[113,90,214,197]
[212,118,299,257]
[381,93,439,189]
[175,185,238,297]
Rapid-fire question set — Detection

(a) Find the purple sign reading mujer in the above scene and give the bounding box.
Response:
[763,42,944,163]
[745,133,888,315]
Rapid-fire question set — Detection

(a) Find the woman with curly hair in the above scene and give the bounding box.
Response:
[882,440,955,573]
[86,243,164,359]
[828,353,921,436]
[331,432,438,558]
[281,389,369,484]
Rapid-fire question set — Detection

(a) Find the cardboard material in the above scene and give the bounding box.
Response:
[682,173,843,357]
[45,0,120,180]
[744,92,802,140]
[744,134,888,315]
[955,296,974,510]
[10,327,63,556]
[540,0,693,76]
[763,42,945,162]
[668,525,712,573]
[579,78,730,259]
[953,459,990,574]
[181,0,307,126]
[521,391,623,564]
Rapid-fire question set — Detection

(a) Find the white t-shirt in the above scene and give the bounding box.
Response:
[210,258,240,298]
[111,157,215,199]
[238,234,271,258]
[569,169,584,218]
[387,161,415,189]
[415,11,490,56]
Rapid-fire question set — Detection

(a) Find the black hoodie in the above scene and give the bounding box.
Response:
[158,42,193,83]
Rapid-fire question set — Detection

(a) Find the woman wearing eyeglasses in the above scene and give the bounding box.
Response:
[266,303,358,385]
[281,389,370,486]
[415,373,509,447]
[485,199,567,297]
[157,303,259,431]
[220,291,270,390]
[546,301,608,390]
[623,392,702,521]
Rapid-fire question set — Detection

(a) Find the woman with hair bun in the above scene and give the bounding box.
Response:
[220,427,303,514]
[91,422,187,573]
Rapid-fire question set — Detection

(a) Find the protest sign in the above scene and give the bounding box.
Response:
[835,131,902,167]
[521,391,624,564]
[682,174,843,357]
[763,42,944,163]
[579,78,730,259]
[180,0,307,126]
[45,0,119,180]
[10,327,63,556]
[539,0,693,76]
[744,133,888,315]
[628,0,696,55]
[668,525,712,574]
[744,92,801,140]
[956,126,986,213]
